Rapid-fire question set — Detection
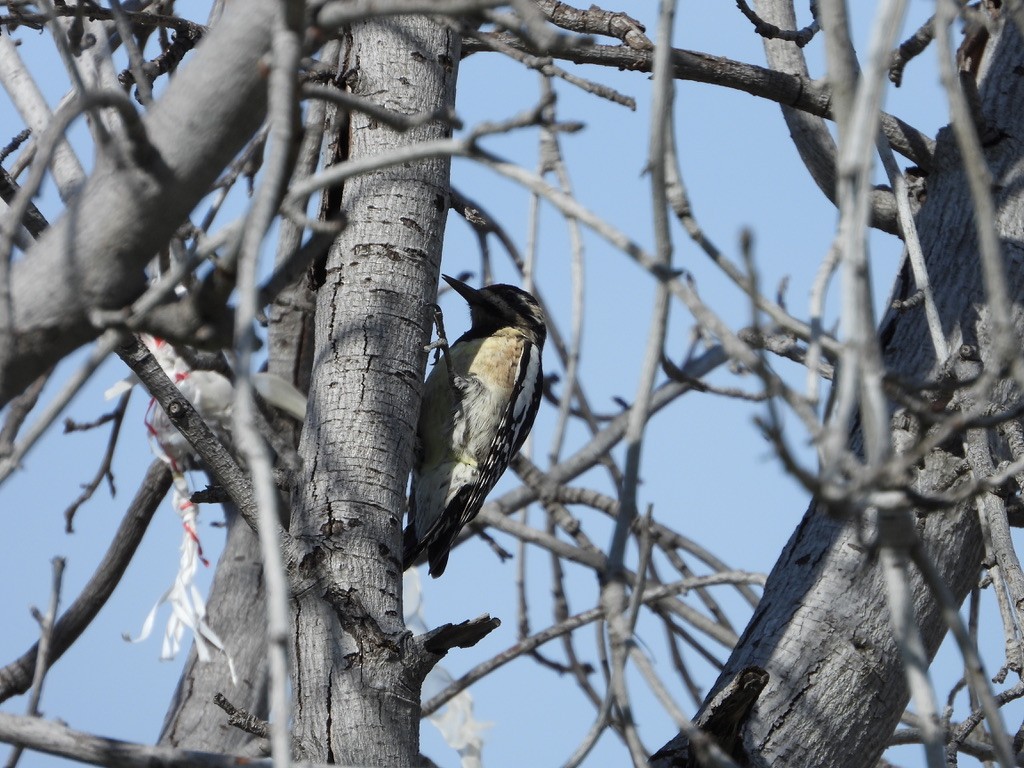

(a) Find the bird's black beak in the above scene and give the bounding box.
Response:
[442,274,485,306]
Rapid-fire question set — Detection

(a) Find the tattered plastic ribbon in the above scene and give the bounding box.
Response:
[112,336,237,683]
[404,569,492,768]
[122,469,237,684]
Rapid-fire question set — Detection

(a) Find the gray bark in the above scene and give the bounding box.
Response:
[157,510,269,755]
[655,16,1024,768]
[155,44,338,750]
[289,16,460,765]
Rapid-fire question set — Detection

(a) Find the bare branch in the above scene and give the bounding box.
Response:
[421,614,502,654]
[213,693,270,741]
[462,34,935,174]
[421,572,765,717]
[313,0,505,29]
[890,14,934,87]
[0,711,340,768]
[62,390,131,532]
[232,3,306,763]
[533,0,652,50]
[734,0,818,47]
[0,0,278,408]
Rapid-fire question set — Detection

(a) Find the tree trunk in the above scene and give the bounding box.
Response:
[157,510,268,755]
[289,16,460,765]
[656,15,1024,768]
[157,42,331,751]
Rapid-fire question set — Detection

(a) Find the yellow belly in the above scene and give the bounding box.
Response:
[417,332,525,468]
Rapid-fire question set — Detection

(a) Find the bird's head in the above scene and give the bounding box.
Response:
[443,274,547,348]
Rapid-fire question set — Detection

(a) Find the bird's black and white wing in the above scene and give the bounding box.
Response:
[421,340,542,576]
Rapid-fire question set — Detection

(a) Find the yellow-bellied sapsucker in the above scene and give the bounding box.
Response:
[404,275,547,577]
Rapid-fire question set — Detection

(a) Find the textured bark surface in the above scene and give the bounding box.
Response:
[289,17,460,766]
[157,47,329,749]
[157,511,269,754]
[656,17,1024,768]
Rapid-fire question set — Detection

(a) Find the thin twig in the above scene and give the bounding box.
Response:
[0,128,29,167]
[966,429,1024,676]
[890,14,934,87]
[462,25,636,109]
[734,0,818,47]
[878,510,946,768]
[875,132,948,361]
[62,390,131,533]
[300,83,460,131]
[0,367,51,459]
[0,710,334,768]
[4,557,65,768]
[532,80,588,468]
[107,0,153,104]
[230,6,300,764]
[911,541,1015,767]
[214,693,271,740]
[630,645,740,768]
[0,219,234,486]
[609,0,675,581]
[562,690,615,768]
[421,572,764,716]
[0,331,123,486]
[819,0,905,476]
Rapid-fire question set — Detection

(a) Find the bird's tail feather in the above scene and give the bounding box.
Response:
[403,526,425,572]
